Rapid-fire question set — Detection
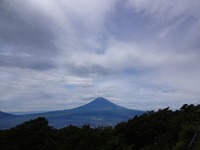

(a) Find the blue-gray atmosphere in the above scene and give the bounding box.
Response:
[0,0,200,112]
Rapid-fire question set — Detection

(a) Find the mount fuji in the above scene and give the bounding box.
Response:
[0,97,144,129]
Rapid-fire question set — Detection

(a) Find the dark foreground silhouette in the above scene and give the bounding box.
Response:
[0,104,200,150]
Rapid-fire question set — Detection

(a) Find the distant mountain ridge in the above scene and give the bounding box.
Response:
[0,111,15,118]
[0,97,145,129]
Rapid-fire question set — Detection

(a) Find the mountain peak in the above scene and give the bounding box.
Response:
[96,97,106,100]
[75,97,122,111]
[94,97,110,102]
[90,97,116,106]
[74,97,131,113]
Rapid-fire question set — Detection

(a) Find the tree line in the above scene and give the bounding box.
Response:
[0,104,200,150]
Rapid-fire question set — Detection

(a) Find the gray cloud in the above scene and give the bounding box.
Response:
[0,0,200,112]
[0,0,60,71]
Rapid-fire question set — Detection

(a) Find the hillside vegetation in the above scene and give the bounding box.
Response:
[0,104,200,150]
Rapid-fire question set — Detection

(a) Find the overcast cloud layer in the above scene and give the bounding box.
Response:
[0,0,200,112]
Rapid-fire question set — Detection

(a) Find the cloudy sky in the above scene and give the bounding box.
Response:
[0,0,200,112]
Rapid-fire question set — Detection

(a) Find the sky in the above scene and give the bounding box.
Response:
[0,0,200,112]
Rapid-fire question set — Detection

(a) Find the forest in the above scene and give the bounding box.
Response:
[0,104,200,150]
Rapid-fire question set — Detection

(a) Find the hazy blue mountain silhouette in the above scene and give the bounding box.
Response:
[0,111,15,118]
[0,111,18,129]
[0,97,144,129]
[75,97,126,111]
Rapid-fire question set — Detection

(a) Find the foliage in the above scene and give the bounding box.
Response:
[0,104,199,150]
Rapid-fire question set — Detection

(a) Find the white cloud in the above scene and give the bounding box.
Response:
[126,0,200,20]
[0,0,200,111]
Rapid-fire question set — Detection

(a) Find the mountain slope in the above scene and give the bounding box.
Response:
[0,111,15,118]
[42,97,144,128]
[75,97,124,111]
[0,111,18,129]
[81,97,143,118]
[0,97,145,129]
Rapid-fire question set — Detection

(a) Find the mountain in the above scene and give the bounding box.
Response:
[0,97,145,129]
[0,111,18,129]
[72,97,143,118]
[75,97,126,111]
[0,111,15,118]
